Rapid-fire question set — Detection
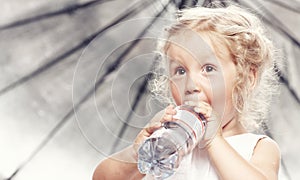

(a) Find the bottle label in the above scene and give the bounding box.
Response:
[173,106,205,140]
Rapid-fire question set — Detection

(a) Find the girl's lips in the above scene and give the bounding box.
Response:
[183,99,210,106]
[184,97,203,103]
[184,94,207,102]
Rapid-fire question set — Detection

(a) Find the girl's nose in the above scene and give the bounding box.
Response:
[185,74,201,95]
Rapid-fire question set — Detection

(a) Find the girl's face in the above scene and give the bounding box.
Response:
[166,31,238,126]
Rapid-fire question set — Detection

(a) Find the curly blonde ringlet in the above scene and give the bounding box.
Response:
[149,5,280,131]
[147,50,175,106]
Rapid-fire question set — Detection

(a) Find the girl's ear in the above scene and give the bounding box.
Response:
[249,68,258,90]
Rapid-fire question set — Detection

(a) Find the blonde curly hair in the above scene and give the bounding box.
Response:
[148,5,280,131]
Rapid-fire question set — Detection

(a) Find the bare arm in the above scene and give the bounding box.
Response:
[92,145,144,180]
[207,136,280,180]
[93,106,176,180]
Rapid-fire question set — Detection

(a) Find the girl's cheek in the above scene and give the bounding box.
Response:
[170,81,183,105]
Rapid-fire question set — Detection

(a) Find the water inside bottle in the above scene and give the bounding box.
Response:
[137,105,206,179]
[137,136,179,179]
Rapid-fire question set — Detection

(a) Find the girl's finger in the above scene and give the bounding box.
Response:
[194,106,212,119]
[141,121,162,138]
[133,122,161,153]
[185,101,212,118]
[161,114,174,123]
[165,104,177,115]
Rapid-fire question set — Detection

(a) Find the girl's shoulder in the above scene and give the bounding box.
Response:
[225,133,280,161]
[250,134,281,178]
[225,133,268,147]
[252,134,281,161]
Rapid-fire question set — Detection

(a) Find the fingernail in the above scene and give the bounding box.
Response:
[154,122,162,127]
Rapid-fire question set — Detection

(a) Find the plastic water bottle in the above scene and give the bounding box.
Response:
[137,105,206,179]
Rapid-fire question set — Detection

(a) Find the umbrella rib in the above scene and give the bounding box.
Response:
[109,0,173,154]
[0,0,152,96]
[241,0,300,47]
[4,1,155,179]
[0,0,110,30]
[239,0,300,105]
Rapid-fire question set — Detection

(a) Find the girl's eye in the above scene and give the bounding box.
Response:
[175,67,186,75]
[203,65,216,73]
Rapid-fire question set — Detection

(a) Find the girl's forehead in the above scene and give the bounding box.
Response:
[168,31,211,49]
[166,32,218,62]
[165,31,232,65]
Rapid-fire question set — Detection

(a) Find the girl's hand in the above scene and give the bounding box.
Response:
[184,101,222,148]
[132,105,177,157]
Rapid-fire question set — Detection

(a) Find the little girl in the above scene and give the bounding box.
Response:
[93,4,281,180]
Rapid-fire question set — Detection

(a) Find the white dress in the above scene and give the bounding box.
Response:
[143,133,267,180]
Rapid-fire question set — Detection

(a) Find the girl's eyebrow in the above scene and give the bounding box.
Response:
[169,61,178,69]
[168,58,183,67]
[169,58,177,63]
[168,55,185,64]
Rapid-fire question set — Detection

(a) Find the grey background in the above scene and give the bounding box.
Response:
[0,0,299,179]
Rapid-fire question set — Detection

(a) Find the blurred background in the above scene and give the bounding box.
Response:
[0,0,299,179]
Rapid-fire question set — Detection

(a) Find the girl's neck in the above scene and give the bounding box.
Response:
[222,117,247,137]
